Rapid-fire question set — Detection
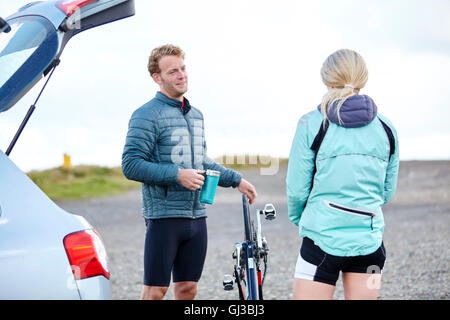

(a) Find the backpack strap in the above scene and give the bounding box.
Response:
[309,120,329,188]
[309,117,396,185]
[377,117,395,161]
[311,120,329,163]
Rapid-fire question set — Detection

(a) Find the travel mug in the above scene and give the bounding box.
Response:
[200,170,221,204]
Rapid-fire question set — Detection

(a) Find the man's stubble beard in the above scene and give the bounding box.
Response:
[161,77,188,99]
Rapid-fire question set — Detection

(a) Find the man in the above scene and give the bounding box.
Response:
[122,44,257,300]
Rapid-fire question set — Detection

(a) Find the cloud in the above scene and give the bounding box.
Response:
[1,0,449,171]
[318,0,450,55]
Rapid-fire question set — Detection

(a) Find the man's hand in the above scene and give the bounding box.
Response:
[178,169,206,191]
[238,178,257,204]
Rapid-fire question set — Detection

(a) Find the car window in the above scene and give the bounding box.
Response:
[0,15,58,113]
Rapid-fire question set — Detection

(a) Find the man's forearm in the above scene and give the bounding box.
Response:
[122,157,179,186]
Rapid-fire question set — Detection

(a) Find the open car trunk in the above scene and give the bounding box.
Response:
[0,0,135,113]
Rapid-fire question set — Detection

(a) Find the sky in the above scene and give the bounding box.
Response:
[0,0,449,172]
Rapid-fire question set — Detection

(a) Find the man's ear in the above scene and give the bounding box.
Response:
[152,72,161,85]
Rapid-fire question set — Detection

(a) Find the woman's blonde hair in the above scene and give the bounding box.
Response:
[320,49,368,125]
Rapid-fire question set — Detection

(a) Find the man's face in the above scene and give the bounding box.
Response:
[153,55,188,99]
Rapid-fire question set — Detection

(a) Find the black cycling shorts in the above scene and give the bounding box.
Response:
[294,237,386,286]
[143,218,207,287]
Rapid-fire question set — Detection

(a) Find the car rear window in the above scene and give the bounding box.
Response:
[0,15,58,113]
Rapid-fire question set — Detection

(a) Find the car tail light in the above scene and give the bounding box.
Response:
[56,0,98,17]
[64,229,110,280]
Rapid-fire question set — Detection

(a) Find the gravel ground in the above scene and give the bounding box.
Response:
[58,161,450,300]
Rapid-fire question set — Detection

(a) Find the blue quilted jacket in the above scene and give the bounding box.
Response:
[122,92,242,219]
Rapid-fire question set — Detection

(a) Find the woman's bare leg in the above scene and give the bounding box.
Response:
[342,272,381,300]
[293,278,335,300]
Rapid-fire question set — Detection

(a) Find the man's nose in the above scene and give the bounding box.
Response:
[177,70,187,79]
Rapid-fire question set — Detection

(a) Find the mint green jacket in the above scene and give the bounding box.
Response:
[286,106,399,257]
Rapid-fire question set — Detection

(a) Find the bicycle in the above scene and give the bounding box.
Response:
[222,194,276,300]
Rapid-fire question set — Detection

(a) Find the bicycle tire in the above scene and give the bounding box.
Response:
[234,265,245,300]
[242,194,252,242]
[241,194,258,299]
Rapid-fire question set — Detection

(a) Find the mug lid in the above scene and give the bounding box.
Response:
[206,170,221,177]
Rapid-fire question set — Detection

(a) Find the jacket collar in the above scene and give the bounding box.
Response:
[155,91,191,115]
[317,94,377,128]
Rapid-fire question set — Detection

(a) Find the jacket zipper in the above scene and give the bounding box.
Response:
[325,200,376,230]
[182,113,197,219]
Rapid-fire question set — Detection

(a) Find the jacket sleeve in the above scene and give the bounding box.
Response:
[383,125,400,204]
[286,118,316,226]
[122,114,179,186]
[202,140,242,188]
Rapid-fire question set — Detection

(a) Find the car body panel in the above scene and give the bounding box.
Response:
[0,150,112,299]
[76,276,111,300]
[0,0,135,299]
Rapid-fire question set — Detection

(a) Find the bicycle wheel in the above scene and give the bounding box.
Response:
[241,195,258,299]
[244,242,258,300]
[242,194,253,242]
[234,265,245,300]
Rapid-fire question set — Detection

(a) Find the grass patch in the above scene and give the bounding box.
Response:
[26,156,288,201]
[213,155,289,170]
[27,165,139,201]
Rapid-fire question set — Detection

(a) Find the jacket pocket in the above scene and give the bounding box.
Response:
[324,200,376,230]
[152,185,167,199]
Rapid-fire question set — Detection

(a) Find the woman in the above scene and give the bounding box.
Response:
[286,49,399,300]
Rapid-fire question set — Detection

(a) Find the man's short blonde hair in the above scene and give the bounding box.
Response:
[148,44,185,76]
